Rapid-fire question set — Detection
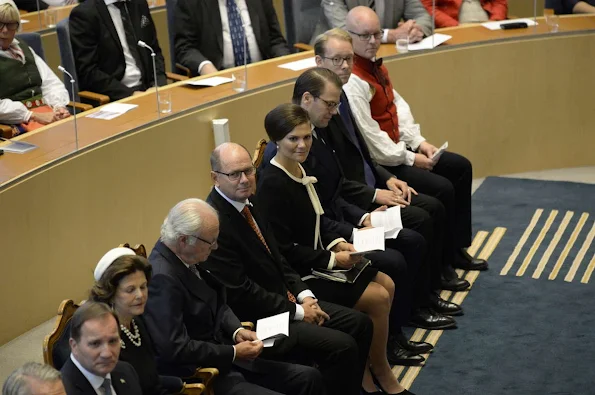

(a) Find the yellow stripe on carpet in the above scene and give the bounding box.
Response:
[580,254,595,284]
[564,220,595,282]
[549,213,589,280]
[516,210,557,276]
[532,211,574,279]
[501,209,543,275]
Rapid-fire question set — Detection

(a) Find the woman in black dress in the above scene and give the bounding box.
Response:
[91,248,169,395]
[257,103,412,395]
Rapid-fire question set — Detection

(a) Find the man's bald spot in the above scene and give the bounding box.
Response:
[210,142,251,171]
[346,6,380,31]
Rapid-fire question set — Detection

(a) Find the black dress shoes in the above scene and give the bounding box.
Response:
[392,332,434,354]
[441,276,471,292]
[452,248,489,271]
[429,295,464,316]
[409,307,457,330]
[387,343,425,366]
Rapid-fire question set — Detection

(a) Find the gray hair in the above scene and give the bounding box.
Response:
[160,198,218,245]
[2,362,62,395]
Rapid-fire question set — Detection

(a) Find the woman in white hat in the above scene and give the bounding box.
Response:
[91,247,171,395]
[0,0,70,135]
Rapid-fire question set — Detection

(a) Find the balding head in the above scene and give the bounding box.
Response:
[210,142,256,203]
[346,6,382,60]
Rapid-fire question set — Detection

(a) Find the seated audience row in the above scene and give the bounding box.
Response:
[547,0,595,14]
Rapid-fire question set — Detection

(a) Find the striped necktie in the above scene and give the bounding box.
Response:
[226,0,251,67]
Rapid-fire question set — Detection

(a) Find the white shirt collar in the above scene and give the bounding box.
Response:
[214,186,252,213]
[104,0,120,5]
[70,354,112,391]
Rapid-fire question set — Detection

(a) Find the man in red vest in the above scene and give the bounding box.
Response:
[343,6,488,273]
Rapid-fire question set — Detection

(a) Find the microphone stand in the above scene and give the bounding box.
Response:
[431,0,435,49]
[242,23,248,91]
[137,40,161,117]
[58,65,79,151]
[36,0,42,29]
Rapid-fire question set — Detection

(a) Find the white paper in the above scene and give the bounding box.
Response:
[370,206,402,232]
[185,76,235,87]
[408,34,451,51]
[353,227,386,253]
[0,139,38,154]
[481,18,537,30]
[20,19,29,23]
[431,141,449,164]
[256,311,289,348]
[86,103,138,120]
[277,57,317,71]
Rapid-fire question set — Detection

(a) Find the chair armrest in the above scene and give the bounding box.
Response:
[1,124,14,138]
[79,91,110,105]
[166,72,189,81]
[188,367,218,389]
[175,63,192,78]
[241,321,254,331]
[68,101,93,112]
[294,43,313,52]
[179,383,206,395]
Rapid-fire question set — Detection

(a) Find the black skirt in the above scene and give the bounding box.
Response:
[304,266,378,308]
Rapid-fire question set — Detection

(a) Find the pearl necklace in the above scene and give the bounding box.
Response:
[120,319,141,349]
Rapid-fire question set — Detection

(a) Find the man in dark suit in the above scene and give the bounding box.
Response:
[202,142,373,395]
[143,198,325,395]
[173,0,290,76]
[61,301,143,395]
[69,0,167,100]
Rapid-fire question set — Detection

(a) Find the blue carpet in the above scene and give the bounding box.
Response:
[408,177,595,395]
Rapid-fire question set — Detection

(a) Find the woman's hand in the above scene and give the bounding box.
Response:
[335,251,362,269]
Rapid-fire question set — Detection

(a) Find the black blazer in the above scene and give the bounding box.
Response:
[174,0,290,75]
[61,358,142,395]
[69,0,167,100]
[143,241,241,377]
[325,92,394,206]
[203,189,309,323]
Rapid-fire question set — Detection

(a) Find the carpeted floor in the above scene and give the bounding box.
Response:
[405,177,595,395]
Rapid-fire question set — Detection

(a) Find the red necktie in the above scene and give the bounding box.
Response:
[241,206,297,303]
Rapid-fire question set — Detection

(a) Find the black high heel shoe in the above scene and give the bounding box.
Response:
[369,370,417,395]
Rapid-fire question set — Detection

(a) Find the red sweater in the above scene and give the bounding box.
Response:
[351,55,400,144]
[420,0,508,28]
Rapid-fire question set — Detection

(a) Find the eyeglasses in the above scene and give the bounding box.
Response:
[320,55,354,66]
[187,235,218,249]
[213,166,256,182]
[0,21,19,31]
[348,30,383,41]
[314,96,341,112]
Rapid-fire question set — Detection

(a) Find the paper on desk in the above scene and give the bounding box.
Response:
[481,18,537,30]
[278,57,317,71]
[86,103,138,120]
[256,311,289,347]
[408,33,451,51]
[371,206,403,239]
[431,141,449,164]
[185,76,234,87]
[0,139,37,154]
[353,227,386,253]
[20,19,29,23]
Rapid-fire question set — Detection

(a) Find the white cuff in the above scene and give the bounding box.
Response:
[327,251,336,269]
[296,290,315,303]
[198,60,214,75]
[358,213,370,226]
[25,111,33,122]
[293,304,305,321]
[232,345,236,361]
[404,151,416,166]
[372,189,379,203]
[232,327,243,343]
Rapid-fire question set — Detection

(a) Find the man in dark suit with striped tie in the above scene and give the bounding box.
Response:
[173,0,290,76]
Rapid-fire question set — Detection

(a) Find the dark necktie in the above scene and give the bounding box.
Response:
[100,378,112,395]
[226,0,251,67]
[189,263,200,278]
[114,1,144,75]
[339,94,377,187]
[368,0,375,9]
[241,205,297,303]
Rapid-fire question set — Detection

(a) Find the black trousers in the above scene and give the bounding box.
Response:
[216,359,326,395]
[261,301,372,395]
[385,151,473,279]
[367,228,425,332]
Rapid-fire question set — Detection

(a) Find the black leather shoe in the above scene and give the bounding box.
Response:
[452,249,489,271]
[387,343,425,366]
[429,295,464,316]
[441,277,471,291]
[392,332,433,354]
[409,308,457,330]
